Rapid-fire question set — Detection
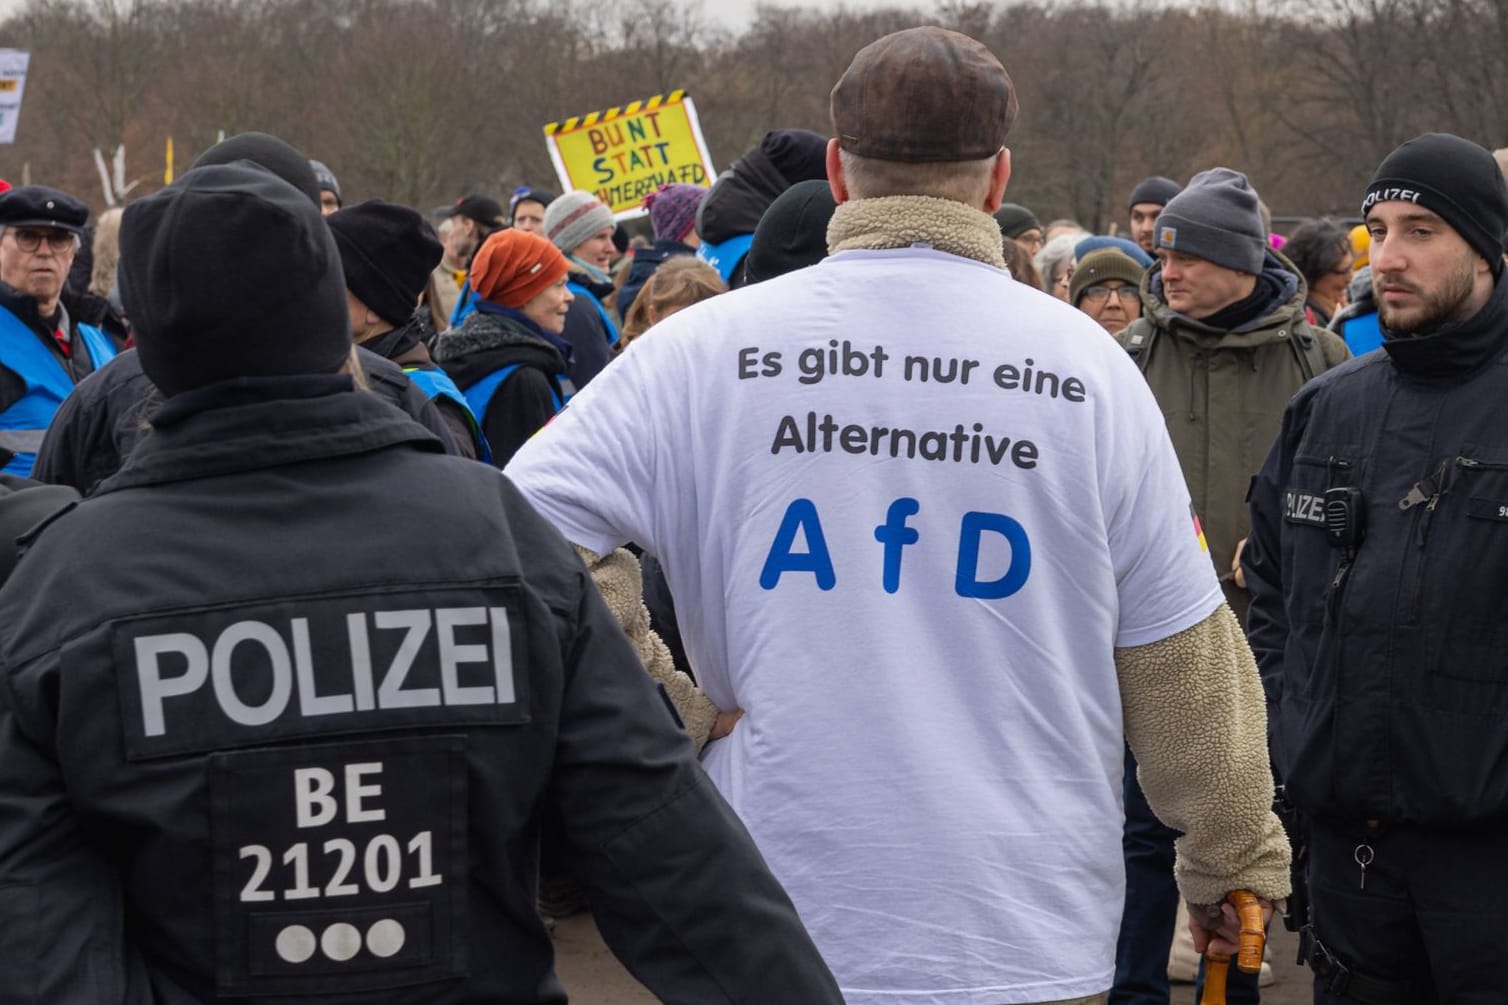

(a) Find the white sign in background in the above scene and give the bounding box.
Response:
[0,50,30,145]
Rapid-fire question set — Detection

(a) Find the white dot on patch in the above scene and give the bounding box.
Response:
[321,922,362,962]
[275,925,317,964]
[366,918,406,958]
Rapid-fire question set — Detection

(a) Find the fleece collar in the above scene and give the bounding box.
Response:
[826,195,1006,270]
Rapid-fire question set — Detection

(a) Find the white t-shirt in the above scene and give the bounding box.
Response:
[507,247,1223,1005]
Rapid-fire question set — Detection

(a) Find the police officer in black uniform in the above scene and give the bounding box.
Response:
[1246,133,1508,1004]
[0,162,842,1004]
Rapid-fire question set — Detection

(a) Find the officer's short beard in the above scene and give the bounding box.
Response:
[1375,250,1479,335]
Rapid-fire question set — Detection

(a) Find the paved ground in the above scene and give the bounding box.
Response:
[553,910,1314,1004]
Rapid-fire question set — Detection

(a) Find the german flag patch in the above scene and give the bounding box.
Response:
[1191,504,1208,552]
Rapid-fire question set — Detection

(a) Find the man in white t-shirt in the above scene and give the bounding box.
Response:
[506,26,1289,1005]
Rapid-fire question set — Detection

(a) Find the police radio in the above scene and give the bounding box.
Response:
[1322,487,1365,555]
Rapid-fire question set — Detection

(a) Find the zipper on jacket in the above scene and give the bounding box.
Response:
[1186,351,1207,422]
[1456,456,1508,472]
[1323,456,1357,623]
[1399,458,1452,621]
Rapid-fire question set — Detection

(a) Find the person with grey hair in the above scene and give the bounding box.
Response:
[504,26,1289,1005]
[0,186,119,476]
[1035,230,1084,301]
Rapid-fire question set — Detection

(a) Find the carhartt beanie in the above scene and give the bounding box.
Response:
[760,129,829,184]
[327,200,443,327]
[192,131,323,206]
[746,180,838,283]
[1154,168,1267,275]
[543,191,616,255]
[121,163,352,397]
[994,203,1040,239]
[1127,175,1181,210]
[1363,132,1508,276]
[645,183,706,243]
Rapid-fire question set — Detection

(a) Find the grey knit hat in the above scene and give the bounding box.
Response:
[1154,167,1266,275]
[543,191,616,255]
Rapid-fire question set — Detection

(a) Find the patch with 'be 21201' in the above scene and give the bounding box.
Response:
[210,735,467,997]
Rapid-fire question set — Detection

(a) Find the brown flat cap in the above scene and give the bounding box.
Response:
[831,27,1017,164]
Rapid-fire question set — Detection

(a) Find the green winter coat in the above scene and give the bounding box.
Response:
[1117,252,1350,623]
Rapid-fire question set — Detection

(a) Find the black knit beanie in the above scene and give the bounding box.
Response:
[746,180,839,283]
[1363,132,1508,276]
[327,200,443,327]
[1127,175,1181,210]
[121,163,352,397]
[994,203,1040,239]
[760,129,830,185]
[192,131,323,207]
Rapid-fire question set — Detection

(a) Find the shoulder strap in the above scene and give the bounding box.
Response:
[1289,327,1326,382]
[449,281,476,328]
[462,362,571,418]
[568,280,621,346]
[1123,324,1159,374]
[405,366,491,463]
[76,322,118,367]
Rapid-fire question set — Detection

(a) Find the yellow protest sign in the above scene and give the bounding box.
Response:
[544,91,715,219]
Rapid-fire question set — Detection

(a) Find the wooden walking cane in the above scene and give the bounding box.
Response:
[1199,890,1266,1005]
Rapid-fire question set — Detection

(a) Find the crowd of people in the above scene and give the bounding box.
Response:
[0,21,1505,1005]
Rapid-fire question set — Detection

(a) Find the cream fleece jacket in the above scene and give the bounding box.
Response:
[575,545,719,752]
[1117,603,1291,905]
[827,194,1008,269]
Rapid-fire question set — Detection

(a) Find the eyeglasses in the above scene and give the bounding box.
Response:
[1080,284,1139,306]
[6,228,78,254]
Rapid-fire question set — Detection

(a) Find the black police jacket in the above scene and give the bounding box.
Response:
[1246,273,1508,826]
[0,376,841,1004]
[31,346,463,495]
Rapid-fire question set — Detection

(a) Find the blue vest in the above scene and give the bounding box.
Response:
[462,363,571,431]
[567,280,620,347]
[697,233,754,284]
[403,365,491,464]
[450,280,477,328]
[1339,310,1383,356]
[0,307,117,476]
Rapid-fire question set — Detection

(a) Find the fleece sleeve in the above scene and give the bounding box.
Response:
[575,545,718,751]
[1115,602,1292,905]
